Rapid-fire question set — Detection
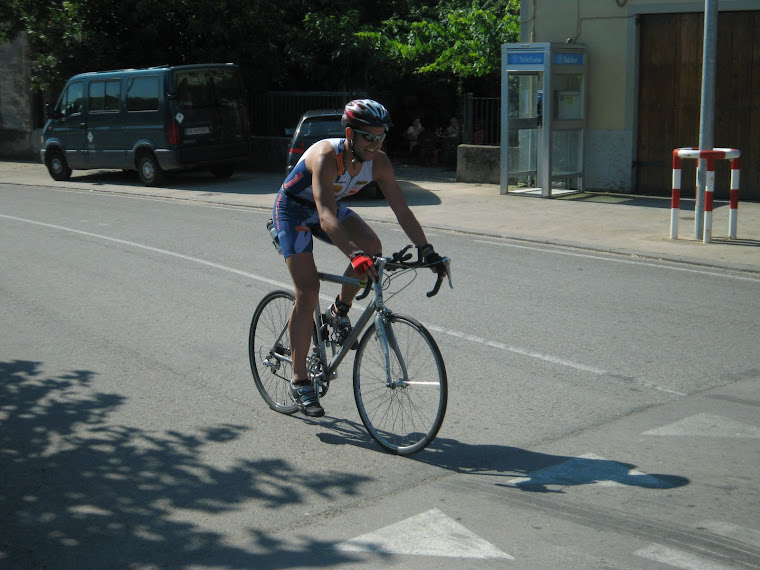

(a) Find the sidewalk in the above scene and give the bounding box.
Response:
[3,159,760,273]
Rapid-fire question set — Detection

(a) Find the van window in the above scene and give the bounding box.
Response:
[89,79,121,113]
[57,81,84,118]
[174,69,243,111]
[127,76,160,111]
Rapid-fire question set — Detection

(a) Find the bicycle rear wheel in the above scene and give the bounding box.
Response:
[353,314,447,455]
[249,290,298,414]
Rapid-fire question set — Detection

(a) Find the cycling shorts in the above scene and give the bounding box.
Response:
[272,191,356,259]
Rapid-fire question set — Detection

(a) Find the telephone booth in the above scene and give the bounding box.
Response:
[500,43,587,197]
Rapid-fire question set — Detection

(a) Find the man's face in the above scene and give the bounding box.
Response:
[349,126,386,162]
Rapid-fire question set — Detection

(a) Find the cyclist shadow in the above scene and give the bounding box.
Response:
[311,416,378,450]
[418,436,690,493]
[312,420,689,492]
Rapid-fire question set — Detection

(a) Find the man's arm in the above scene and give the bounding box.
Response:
[307,142,363,258]
[373,152,428,246]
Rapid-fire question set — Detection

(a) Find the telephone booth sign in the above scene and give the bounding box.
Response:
[500,43,587,197]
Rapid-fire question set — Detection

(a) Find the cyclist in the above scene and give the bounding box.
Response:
[270,99,447,417]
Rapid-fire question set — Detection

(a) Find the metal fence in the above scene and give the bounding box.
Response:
[250,90,367,137]
[463,93,501,146]
[250,90,502,144]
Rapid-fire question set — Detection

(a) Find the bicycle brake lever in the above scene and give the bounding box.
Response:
[355,278,373,300]
[392,245,413,264]
[426,273,444,297]
[425,258,452,298]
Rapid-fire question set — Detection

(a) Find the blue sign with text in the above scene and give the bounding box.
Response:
[508,53,545,66]
[554,53,584,65]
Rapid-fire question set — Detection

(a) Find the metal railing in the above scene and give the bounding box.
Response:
[463,93,501,146]
[250,90,367,137]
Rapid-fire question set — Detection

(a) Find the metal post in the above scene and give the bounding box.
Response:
[463,93,474,144]
[695,0,718,240]
[540,46,552,197]
[500,46,509,195]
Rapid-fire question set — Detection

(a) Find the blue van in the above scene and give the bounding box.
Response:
[41,63,250,186]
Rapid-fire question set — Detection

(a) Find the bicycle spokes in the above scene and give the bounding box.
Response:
[353,314,447,455]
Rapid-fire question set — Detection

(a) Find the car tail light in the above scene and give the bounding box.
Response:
[289,143,306,155]
[168,121,181,145]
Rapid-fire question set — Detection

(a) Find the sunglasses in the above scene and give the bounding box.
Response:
[352,128,386,144]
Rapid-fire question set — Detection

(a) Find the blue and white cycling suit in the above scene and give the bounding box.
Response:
[272,138,375,259]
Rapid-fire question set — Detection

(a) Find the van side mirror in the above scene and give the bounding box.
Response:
[46,104,62,120]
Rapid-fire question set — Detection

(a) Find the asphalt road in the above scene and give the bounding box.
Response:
[2,182,759,569]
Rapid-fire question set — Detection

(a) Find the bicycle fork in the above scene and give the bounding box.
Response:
[375,311,410,389]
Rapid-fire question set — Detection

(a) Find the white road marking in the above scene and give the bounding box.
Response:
[635,544,737,569]
[0,214,288,289]
[2,213,664,386]
[332,508,513,559]
[476,239,760,282]
[426,325,608,375]
[504,452,673,489]
[643,414,760,438]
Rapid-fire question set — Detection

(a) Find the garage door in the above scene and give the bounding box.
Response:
[637,11,760,200]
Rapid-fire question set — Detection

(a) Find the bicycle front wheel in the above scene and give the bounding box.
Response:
[353,314,447,455]
[249,290,298,414]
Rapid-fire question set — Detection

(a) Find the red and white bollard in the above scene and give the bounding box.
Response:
[729,156,741,240]
[670,148,741,243]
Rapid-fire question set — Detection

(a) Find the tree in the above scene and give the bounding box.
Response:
[1,0,518,101]
[357,0,520,92]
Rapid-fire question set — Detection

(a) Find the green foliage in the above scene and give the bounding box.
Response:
[358,0,520,88]
[0,0,519,96]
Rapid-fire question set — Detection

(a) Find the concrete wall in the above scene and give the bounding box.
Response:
[456,145,500,185]
[518,0,758,192]
[0,33,36,159]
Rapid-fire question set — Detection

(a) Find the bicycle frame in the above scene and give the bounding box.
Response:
[312,257,405,388]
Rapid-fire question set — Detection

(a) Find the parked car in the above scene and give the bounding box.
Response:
[41,63,250,186]
[285,109,345,174]
[285,109,383,199]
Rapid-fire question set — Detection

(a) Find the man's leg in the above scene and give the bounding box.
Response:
[284,252,325,417]
[285,252,319,383]
[337,214,382,307]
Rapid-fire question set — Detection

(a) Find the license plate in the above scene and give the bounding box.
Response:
[185,126,210,135]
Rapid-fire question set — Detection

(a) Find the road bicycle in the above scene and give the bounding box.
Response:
[248,246,452,455]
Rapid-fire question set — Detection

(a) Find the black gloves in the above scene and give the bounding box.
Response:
[417,244,446,274]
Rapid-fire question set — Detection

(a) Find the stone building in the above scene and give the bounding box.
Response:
[0,32,38,159]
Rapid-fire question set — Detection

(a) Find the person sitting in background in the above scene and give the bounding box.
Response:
[406,117,424,157]
[445,116,460,139]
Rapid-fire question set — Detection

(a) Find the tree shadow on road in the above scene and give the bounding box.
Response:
[0,360,383,568]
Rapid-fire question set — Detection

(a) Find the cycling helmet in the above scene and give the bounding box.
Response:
[341,99,393,130]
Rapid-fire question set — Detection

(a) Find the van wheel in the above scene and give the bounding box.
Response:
[210,164,235,179]
[46,149,72,181]
[137,153,165,186]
